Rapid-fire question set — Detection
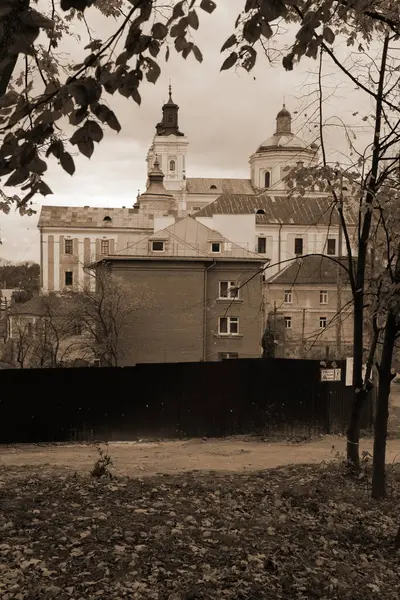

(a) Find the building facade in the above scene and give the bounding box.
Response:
[95,217,265,365]
[264,256,353,359]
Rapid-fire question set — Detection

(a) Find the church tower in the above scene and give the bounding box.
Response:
[139,156,177,218]
[249,104,318,191]
[146,86,189,213]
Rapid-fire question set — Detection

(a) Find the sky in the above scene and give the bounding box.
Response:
[0,0,374,263]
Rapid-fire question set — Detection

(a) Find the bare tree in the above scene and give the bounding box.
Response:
[70,266,152,367]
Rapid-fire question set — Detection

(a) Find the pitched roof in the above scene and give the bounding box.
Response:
[9,294,75,316]
[266,256,351,285]
[38,206,153,229]
[194,193,357,226]
[103,216,266,263]
[186,178,255,195]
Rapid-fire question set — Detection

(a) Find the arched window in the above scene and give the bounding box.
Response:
[169,160,176,172]
[210,185,217,190]
[256,209,266,215]
[264,171,271,188]
[103,216,112,222]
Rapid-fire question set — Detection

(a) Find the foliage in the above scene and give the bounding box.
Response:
[0,462,400,598]
[0,260,40,298]
[1,1,399,212]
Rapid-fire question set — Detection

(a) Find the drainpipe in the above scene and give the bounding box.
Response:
[203,260,216,361]
[278,224,283,271]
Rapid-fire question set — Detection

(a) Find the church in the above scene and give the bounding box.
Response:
[38,87,326,293]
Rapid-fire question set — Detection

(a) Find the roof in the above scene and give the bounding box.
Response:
[266,256,351,285]
[186,178,255,195]
[100,216,267,263]
[9,294,75,316]
[194,194,357,226]
[38,206,153,229]
[257,133,312,152]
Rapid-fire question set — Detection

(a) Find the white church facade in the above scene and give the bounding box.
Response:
[38,88,353,294]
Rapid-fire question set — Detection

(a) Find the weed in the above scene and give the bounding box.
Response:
[91,443,113,479]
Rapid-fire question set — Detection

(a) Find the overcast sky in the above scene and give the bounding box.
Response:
[0,0,373,263]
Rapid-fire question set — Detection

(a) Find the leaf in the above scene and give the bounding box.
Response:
[37,181,53,196]
[60,152,75,175]
[145,58,161,84]
[5,168,29,187]
[261,20,273,39]
[221,34,237,53]
[192,45,203,63]
[188,10,199,30]
[85,120,103,143]
[152,22,168,40]
[172,0,185,20]
[242,46,257,72]
[27,155,47,174]
[77,140,94,159]
[69,107,88,126]
[131,90,141,106]
[243,16,261,44]
[220,52,237,71]
[149,40,160,57]
[323,27,335,44]
[165,46,170,62]
[46,140,64,159]
[282,53,294,71]
[106,111,121,132]
[0,90,19,109]
[200,0,217,13]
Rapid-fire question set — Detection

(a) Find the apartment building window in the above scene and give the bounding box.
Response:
[320,290,328,304]
[284,316,292,329]
[319,317,327,328]
[218,316,239,335]
[211,242,221,253]
[65,271,73,286]
[257,236,266,254]
[284,290,292,304]
[294,237,304,255]
[219,281,239,299]
[100,240,109,255]
[151,240,165,252]
[65,239,73,254]
[219,353,239,360]
[327,238,336,256]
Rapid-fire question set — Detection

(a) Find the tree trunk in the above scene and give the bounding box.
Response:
[346,289,366,469]
[371,311,396,498]
[0,0,29,98]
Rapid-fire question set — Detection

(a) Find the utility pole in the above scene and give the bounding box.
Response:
[336,177,344,358]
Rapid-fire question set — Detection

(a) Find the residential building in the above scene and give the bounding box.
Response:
[94,216,266,365]
[264,256,353,359]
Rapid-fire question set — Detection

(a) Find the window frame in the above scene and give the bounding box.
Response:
[284,290,292,304]
[211,242,221,253]
[319,290,328,304]
[218,316,239,336]
[294,237,304,256]
[64,239,73,255]
[257,236,266,254]
[219,281,239,300]
[151,240,165,252]
[319,317,327,329]
[327,238,337,256]
[65,271,73,286]
[100,239,110,255]
[284,316,292,329]
[169,159,176,172]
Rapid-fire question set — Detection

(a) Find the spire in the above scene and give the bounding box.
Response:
[276,103,292,135]
[155,85,184,137]
[142,156,173,197]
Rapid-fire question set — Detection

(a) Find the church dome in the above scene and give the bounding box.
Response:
[257,133,308,151]
[277,106,291,118]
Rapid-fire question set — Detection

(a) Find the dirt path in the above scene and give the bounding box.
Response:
[1,435,400,478]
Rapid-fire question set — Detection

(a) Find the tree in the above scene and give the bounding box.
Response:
[69,266,152,366]
[0,260,40,299]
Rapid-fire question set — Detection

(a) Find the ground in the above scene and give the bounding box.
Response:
[1,436,400,600]
[1,435,400,477]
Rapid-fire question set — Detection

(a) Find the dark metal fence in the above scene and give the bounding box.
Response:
[0,358,373,443]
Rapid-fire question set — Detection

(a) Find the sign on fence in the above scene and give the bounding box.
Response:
[321,368,341,382]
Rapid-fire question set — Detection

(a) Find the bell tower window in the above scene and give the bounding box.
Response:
[169,160,176,172]
[264,171,271,188]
